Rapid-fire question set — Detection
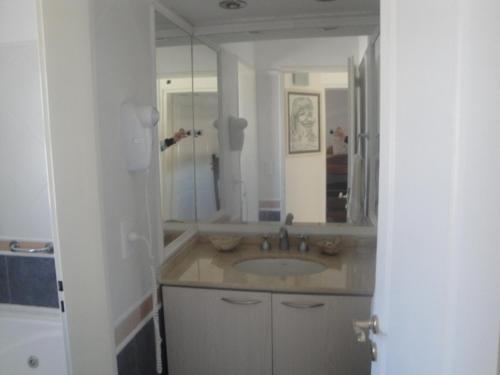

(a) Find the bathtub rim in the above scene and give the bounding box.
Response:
[0,303,62,321]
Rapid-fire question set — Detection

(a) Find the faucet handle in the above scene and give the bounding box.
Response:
[260,235,271,252]
[298,235,309,253]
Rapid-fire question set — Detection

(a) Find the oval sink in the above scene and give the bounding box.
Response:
[233,258,327,277]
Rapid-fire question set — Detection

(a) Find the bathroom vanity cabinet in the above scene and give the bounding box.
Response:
[163,286,371,375]
[163,287,272,375]
[272,293,371,375]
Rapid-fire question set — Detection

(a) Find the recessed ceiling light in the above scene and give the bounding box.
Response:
[219,0,247,10]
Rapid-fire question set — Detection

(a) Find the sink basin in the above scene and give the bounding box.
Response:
[233,258,327,277]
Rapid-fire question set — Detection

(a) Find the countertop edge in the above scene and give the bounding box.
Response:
[160,280,374,297]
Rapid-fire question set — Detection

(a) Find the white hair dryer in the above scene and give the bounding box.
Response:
[120,100,159,172]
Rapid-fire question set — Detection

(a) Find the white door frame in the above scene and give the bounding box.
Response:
[38,1,117,374]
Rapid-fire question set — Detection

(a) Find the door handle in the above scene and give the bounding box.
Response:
[221,297,262,305]
[282,301,325,309]
[352,315,379,342]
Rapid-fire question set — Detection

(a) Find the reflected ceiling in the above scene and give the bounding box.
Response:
[159,0,379,26]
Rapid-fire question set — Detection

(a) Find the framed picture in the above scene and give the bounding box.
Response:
[287,92,321,154]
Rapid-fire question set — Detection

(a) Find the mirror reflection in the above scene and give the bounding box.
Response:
[156,12,379,226]
[156,15,220,223]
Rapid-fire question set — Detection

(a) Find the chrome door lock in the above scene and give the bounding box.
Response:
[352,315,379,343]
[370,341,378,362]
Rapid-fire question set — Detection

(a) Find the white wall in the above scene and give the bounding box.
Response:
[0,0,52,240]
[93,0,161,323]
[283,72,347,223]
[219,50,243,221]
[238,62,259,222]
[255,71,283,206]
[284,74,326,223]
[223,37,362,71]
[193,43,218,75]
[222,37,359,221]
[156,43,217,76]
[156,45,191,76]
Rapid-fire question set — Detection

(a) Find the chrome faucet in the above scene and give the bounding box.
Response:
[260,235,272,252]
[279,227,290,250]
[279,213,294,250]
[298,235,309,253]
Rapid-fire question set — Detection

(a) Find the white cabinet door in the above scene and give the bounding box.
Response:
[163,287,272,375]
[273,293,372,375]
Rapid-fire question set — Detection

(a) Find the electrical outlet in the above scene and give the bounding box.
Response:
[120,220,133,259]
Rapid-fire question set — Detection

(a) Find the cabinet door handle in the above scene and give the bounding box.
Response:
[221,297,262,305]
[282,301,325,309]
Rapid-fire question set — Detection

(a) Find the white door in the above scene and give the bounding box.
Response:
[369,1,500,374]
[193,92,219,221]
[166,93,195,221]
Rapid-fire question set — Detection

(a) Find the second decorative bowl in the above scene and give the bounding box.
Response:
[208,235,243,252]
[317,237,342,256]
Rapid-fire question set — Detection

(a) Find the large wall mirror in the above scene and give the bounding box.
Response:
[155,11,379,226]
[156,13,220,223]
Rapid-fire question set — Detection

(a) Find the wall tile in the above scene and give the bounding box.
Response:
[159,307,168,372]
[0,256,10,303]
[0,42,52,240]
[7,256,58,307]
[117,315,168,375]
[259,210,281,222]
[117,338,139,375]
[135,320,158,375]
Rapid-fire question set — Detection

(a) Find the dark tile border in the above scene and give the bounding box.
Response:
[0,255,58,308]
[117,311,168,375]
[259,210,281,222]
[0,256,10,303]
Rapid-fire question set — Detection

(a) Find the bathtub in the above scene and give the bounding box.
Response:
[0,305,67,375]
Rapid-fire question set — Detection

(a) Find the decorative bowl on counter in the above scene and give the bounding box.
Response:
[208,235,243,252]
[317,237,342,256]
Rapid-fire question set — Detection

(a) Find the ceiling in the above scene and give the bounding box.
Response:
[156,0,379,45]
[159,0,379,27]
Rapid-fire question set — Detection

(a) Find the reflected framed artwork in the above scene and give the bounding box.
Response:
[287,92,321,154]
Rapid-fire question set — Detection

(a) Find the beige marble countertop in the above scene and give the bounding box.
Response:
[159,235,376,296]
